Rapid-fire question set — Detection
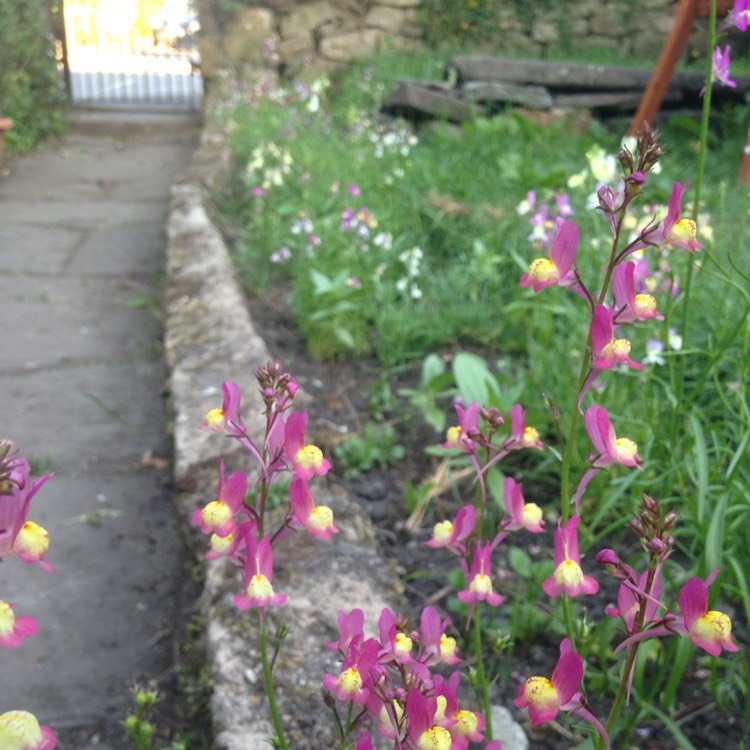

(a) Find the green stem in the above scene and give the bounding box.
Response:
[597,563,659,749]
[671,0,716,432]
[473,606,493,741]
[260,615,289,750]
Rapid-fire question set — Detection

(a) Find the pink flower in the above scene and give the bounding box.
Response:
[705,45,737,93]
[435,673,486,748]
[0,710,57,749]
[507,403,543,450]
[11,521,55,574]
[520,218,579,292]
[606,566,663,634]
[612,261,662,323]
[591,304,643,370]
[406,689,456,749]
[732,0,750,30]
[0,600,39,648]
[419,605,461,666]
[659,182,703,252]
[323,635,380,705]
[191,462,248,537]
[584,405,642,469]
[458,540,503,607]
[502,477,545,533]
[678,570,739,656]
[201,381,245,437]
[284,411,332,480]
[440,402,481,454]
[234,534,287,610]
[426,504,476,552]
[515,638,584,724]
[327,608,365,653]
[289,477,338,539]
[377,608,413,664]
[0,457,52,562]
[543,515,599,598]
[514,640,611,747]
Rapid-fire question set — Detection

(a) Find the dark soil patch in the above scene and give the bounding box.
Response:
[245,281,748,750]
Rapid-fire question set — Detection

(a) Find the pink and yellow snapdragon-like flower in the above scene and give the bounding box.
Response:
[612,261,662,323]
[658,182,703,253]
[0,600,39,648]
[289,477,338,540]
[284,411,332,480]
[439,402,481,454]
[507,404,543,451]
[584,405,642,469]
[425,504,476,553]
[234,534,286,610]
[458,540,503,607]
[591,305,643,371]
[419,605,461,666]
[0,456,52,564]
[0,710,56,750]
[378,608,413,665]
[406,689,456,750]
[520,218,579,292]
[678,570,739,657]
[323,635,380,705]
[191,461,248,537]
[543,515,599,598]
[515,639,610,747]
[515,638,583,725]
[11,522,54,574]
[201,381,245,436]
[503,477,545,533]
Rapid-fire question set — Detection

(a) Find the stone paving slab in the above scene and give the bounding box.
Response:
[0,109,201,748]
[0,275,160,370]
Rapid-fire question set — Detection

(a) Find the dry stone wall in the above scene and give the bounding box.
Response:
[196,0,718,82]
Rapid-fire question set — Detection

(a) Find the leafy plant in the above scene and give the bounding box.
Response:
[333,423,406,479]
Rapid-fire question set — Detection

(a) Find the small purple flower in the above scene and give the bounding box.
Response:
[732,0,750,32]
[702,45,737,95]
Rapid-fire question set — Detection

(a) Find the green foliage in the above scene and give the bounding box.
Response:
[333,423,406,479]
[419,0,505,47]
[0,0,66,153]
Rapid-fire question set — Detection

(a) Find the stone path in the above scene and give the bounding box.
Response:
[0,110,200,749]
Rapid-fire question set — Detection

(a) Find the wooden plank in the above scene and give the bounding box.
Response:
[462,81,554,109]
[447,56,655,91]
[380,81,479,123]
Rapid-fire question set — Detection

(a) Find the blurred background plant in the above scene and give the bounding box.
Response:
[0,0,67,153]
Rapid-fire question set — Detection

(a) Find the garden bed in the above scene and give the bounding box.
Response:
[199,50,749,749]
[244,279,749,750]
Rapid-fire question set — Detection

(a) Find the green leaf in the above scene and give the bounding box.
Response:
[508,546,533,579]
[452,351,500,406]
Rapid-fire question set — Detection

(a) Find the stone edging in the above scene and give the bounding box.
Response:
[163,85,401,749]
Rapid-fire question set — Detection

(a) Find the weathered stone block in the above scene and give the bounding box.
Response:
[223,31,264,64]
[234,7,275,38]
[365,5,408,33]
[319,28,384,61]
[278,34,315,65]
[280,1,338,39]
[532,20,560,43]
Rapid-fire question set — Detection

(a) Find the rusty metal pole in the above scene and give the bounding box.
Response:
[628,0,698,136]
